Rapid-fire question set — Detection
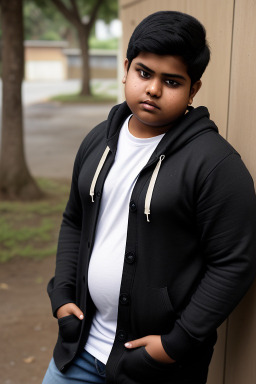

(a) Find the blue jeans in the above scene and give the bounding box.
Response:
[42,350,106,384]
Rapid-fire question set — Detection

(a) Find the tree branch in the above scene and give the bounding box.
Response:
[69,0,81,21]
[88,0,105,31]
[50,0,81,27]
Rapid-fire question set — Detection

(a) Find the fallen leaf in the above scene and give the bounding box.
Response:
[23,356,35,364]
[0,283,9,290]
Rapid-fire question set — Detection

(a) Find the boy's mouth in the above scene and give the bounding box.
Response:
[140,100,160,110]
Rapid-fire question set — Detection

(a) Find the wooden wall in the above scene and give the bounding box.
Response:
[225,0,256,383]
[119,1,256,383]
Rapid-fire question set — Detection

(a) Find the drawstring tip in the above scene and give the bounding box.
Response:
[146,214,150,222]
[91,194,95,203]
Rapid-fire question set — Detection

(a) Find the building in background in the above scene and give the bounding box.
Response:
[63,48,117,80]
[24,41,117,82]
[119,1,256,384]
[23,19,121,82]
[24,41,68,81]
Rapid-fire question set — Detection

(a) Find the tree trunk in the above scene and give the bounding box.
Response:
[0,0,42,200]
[77,25,91,96]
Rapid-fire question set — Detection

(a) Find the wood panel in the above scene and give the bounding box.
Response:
[225,1,256,382]
[225,282,256,384]
[207,322,227,384]
[226,0,256,180]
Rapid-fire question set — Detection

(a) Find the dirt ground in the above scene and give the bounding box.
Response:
[0,257,57,384]
[0,102,114,384]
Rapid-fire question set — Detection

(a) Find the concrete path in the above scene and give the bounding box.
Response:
[0,78,117,179]
[24,102,115,179]
[0,79,117,108]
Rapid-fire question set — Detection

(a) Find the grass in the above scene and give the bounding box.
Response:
[0,178,70,263]
[50,92,117,104]
[50,80,118,104]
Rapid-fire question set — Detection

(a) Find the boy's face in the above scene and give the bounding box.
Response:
[123,52,201,136]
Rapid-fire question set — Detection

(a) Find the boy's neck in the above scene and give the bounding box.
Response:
[128,115,170,138]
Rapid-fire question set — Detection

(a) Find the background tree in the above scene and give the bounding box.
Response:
[0,0,42,200]
[23,0,118,94]
[24,0,77,43]
[48,0,117,95]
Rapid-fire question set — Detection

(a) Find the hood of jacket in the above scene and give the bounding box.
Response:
[105,101,218,159]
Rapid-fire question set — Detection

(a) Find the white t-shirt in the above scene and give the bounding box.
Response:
[84,115,165,364]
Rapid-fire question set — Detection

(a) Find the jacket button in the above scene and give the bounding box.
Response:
[119,293,129,305]
[117,330,127,342]
[125,252,135,264]
[96,191,101,197]
[129,200,137,212]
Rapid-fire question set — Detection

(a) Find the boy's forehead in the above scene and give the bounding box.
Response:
[130,52,189,76]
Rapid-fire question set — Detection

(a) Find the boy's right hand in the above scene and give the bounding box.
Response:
[57,303,84,320]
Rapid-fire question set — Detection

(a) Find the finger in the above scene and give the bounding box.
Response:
[70,304,84,320]
[125,336,149,349]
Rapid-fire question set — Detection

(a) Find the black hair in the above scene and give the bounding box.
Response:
[126,11,210,85]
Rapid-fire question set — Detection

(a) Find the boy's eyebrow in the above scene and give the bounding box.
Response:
[135,62,186,80]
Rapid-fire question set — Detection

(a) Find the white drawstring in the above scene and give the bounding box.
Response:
[90,148,165,222]
[90,146,110,202]
[144,155,165,222]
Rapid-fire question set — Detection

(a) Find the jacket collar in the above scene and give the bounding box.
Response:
[105,102,218,160]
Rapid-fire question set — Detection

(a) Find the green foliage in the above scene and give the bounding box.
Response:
[0,178,70,263]
[24,0,118,42]
[24,1,72,41]
[89,36,118,50]
[97,0,118,23]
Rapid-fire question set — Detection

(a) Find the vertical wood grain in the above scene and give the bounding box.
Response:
[225,1,256,381]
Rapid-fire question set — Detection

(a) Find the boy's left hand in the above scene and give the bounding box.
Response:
[124,335,175,364]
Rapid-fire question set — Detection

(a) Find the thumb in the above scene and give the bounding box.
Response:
[125,336,148,349]
[70,304,84,320]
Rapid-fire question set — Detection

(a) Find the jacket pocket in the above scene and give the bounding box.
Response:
[131,286,175,336]
[58,314,81,342]
[118,346,178,384]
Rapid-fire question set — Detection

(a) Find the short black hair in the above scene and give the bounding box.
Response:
[126,11,210,85]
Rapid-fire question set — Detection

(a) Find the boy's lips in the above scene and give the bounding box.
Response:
[140,100,160,110]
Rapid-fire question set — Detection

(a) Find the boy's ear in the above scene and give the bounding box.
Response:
[123,58,129,84]
[188,80,202,105]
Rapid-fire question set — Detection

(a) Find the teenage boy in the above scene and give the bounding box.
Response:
[42,10,256,384]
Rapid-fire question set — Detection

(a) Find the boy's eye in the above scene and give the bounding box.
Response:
[139,69,150,79]
[165,79,180,87]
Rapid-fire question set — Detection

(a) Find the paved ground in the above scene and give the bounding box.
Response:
[24,102,114,179]
[0,101,115,384]
[0,79,117,109]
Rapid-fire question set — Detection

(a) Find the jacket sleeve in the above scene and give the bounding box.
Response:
[161,153,256,361]
[47,141,85,317]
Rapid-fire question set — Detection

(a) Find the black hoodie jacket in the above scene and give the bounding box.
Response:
[47,102,256,384]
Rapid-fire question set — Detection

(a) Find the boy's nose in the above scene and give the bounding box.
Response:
[146,79,162,98]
